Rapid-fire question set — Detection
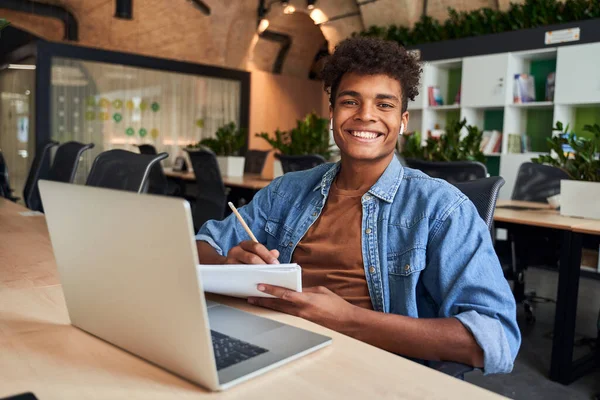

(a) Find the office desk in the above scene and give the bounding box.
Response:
[494,200,600,384]
[0,198,503,399]
[164,168,271,191]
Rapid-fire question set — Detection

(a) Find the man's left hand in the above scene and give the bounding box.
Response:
[248,285,359,333]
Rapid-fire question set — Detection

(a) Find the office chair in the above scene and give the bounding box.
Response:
[86,150,168,193]
[185,148,227,233]
[23,141,59,212]
[429,176,505,379]
[48,141,95,183]
[136,144,158,155]
[278,154,326,173]
[244,150,269,174]
[0,151,19,202]
[504,162,571,322]
[404,159,488,184]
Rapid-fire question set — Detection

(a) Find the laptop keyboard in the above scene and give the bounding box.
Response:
[211,330,269,370]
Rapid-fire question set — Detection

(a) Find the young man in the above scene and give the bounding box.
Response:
[197,37,520,374]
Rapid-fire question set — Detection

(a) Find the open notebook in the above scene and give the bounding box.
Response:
[197,263,302,298]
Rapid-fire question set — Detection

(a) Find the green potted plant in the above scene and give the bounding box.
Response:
[255,112,334,176]
[531,121,600,219]
[401,118,485,163]
[187,121,247,177]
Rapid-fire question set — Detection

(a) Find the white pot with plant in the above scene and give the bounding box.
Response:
[188,122,246,177]
[255,112,335,176]
[532,122,600,220]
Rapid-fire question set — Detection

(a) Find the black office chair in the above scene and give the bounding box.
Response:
[23,141,59,212]
[0,151,19,202]
[429,176,505,380]
[137,144,158,155]
[502,162,572,322]
[185,148,227,233]
[404,159,488,184]
[48,141,95,183]
[244,150,269,174]
[511,162,571,202]
[278,154,326,173]
[86,150,168,193]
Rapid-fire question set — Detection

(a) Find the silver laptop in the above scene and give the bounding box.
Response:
[38,180,331,391]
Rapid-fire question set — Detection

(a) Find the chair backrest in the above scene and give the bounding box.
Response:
[453,176,505,232]
[48,141,95,183]
[511,162,571,202]
[137,144,158,155]
[23,141,59,211]
[404,159,488,184]
[185,148,227,232]
[244,150,269,174]
[0,151,13,200]
[85,150,168,193]
[279,154,326,173]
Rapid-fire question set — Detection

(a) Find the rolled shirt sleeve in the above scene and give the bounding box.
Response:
[423,197,521,374]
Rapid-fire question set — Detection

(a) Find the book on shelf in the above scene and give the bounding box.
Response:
[513,74,536,103]
[546,72,556,102]
[507,133,522,153]
[481,130,502,154]
[428,86,444,106]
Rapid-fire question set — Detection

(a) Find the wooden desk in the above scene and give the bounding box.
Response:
[493,200,600,384]
[0,200,503,399]
[164,168,271,191]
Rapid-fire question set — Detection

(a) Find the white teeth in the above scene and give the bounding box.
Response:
[350,131,379,139]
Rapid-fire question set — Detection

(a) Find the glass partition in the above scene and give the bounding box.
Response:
[51,57,241,182]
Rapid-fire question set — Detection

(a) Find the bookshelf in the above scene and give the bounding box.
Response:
[407,40,600,198]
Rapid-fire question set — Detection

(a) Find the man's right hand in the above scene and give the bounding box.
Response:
[225,241,280,265]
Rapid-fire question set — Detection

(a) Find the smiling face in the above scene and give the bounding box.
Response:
[331,72,409,165]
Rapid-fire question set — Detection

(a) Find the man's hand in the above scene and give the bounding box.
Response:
[225,241,280,265]
[248,284,359,333]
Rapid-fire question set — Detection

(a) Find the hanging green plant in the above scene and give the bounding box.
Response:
[151,102,160,112]
[112,99,123,109]
[125,127,135,136]
[139,128,148,137]
[112,113,122,123]
[357,0,600,47]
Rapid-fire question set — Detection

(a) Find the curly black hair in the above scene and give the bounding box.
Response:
[321,37,422,113]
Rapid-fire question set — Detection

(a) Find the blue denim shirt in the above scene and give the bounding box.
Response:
[197,156,521,374]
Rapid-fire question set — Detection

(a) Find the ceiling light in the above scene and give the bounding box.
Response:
[283,5,295,14]
[258,18,270,33]
[8,64,36,70]
[281,0,289,6]
[309,9,327,24]
[307,0,316,10]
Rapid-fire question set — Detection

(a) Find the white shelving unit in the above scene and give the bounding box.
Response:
[405,41,600,199]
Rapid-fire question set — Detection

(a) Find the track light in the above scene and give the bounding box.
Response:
[258,18,270,33]
[307,0,316,10]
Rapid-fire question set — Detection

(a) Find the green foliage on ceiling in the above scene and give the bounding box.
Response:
[357,0,600,46]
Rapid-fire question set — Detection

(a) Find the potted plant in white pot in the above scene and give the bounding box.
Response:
[255,112,335,177]
[532,122,600,219]
[188,122,246,177]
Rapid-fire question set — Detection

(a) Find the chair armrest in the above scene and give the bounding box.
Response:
[429,361,474,379]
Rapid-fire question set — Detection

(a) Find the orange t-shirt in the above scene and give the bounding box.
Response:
[292,180,373,310]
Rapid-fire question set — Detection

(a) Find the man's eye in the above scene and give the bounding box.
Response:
[379,103,393,108]
[342,100,358,106]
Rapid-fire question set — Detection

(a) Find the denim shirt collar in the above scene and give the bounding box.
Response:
[313,155,404,203]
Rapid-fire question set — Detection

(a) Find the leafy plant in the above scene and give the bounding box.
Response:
[531,121,600,182]
[255,112,333,160]
[401,118,485,163]
[187,122,246,156]
[0,19,9,31]
[358,0,600,47]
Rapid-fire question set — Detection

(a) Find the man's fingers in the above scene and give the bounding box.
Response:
[256,284,305,304]
[239,241,280,264]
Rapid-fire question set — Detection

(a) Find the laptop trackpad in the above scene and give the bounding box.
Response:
[208,305,283,340]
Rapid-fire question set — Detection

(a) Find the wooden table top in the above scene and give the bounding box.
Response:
[164,168,271,191]
[0,199,503,399]
[494,200,592,230]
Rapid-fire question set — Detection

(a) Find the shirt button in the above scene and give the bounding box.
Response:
[288,242,294,247]
[312,212,318,217]
[404,264,410,271]
[368,266,376,274]
[365,228,372,234]
[364,195,371,200]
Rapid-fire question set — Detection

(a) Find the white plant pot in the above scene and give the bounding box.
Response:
[217,156,245,177]
[560,180,600,220]
[273,159,284,178]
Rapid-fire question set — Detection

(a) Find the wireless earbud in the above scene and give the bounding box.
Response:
[399,123,405,136]
[330,120,333,131]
